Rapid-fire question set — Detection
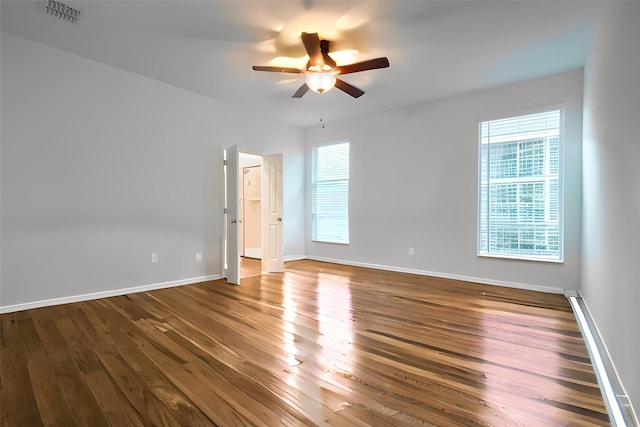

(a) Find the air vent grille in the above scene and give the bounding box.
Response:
[45,0,80,23]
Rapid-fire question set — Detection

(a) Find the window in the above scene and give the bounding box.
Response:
[478,110,563,261]
[312,141,350,244]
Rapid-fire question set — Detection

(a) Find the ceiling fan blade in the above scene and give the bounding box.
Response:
[336,57,390,75]
[301,32,322,67]
[334,78,365,98]
[292,83,310,98]
[320,40,336,68]
[252,66,302,74]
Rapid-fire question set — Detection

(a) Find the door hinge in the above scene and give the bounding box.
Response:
[223,208,228,214]
[223,160,228,166]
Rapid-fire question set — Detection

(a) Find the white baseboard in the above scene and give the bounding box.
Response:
[0,274,221,314]
[568,291,638,426]
[0,256,565,312]
[305,256,566,294]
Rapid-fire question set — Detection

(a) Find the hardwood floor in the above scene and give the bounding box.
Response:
[240,257,263,279]
[1,260,609,426]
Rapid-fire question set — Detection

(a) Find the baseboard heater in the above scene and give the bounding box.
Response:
[567,293,638,426]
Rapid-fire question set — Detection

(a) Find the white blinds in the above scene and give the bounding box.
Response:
[479,110,563,261]
[312,142,350,244]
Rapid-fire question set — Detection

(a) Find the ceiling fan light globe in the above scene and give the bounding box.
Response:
[305,72,336,94]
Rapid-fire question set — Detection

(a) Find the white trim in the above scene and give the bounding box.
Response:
[567,291,638,426]
[306,256,565,294]
[310,239,350,245]
[284,255,307,262]
[478,253,564,264]
[0,274,221,314]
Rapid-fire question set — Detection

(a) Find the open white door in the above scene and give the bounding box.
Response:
[262,154,284,273]
[224,145,240,284]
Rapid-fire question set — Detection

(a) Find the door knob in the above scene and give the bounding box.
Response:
[277,218,282,222]
[231,219,237,224]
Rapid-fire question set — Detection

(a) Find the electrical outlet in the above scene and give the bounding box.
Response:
[196,252,202,262]
[151,253,158,263]
[408,248,415,256]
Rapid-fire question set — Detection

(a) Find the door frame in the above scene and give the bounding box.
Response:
[221,146,284,283]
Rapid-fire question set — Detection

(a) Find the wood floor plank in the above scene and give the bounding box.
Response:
[24,310,81,427]
[84,301,217,426]
[48,305,150,427]
[0,260,610,426]
[126,292,330,425]
[1,313,45,427]
[31,306,112,427]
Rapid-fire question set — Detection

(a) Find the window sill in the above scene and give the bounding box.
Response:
[477,253,564,264]
[312,239,350,245]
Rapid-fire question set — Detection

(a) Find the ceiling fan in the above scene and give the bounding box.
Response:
[252,32,390,98]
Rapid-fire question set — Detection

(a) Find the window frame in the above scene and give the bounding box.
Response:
[477,109,564,263]
[311,140,350,245]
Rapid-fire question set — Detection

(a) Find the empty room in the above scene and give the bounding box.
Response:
[1,1,638,425]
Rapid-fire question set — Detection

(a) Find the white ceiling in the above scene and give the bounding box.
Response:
[1,0,609,127]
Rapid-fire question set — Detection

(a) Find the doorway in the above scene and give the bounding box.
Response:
[239,154,263,273]
[223,146,283,285]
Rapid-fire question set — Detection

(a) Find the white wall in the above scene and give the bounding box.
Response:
[582,2,640,415]
[305,70,584,292]
[0,32,304,310]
